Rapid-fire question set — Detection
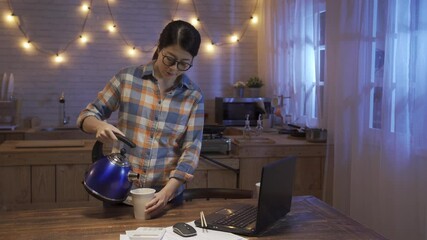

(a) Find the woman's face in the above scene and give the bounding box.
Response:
[154,45,193,82]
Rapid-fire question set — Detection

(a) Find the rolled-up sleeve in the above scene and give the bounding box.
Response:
[169,94,204,182]
[76,75,121,128]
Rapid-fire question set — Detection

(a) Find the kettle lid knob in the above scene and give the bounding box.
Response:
[120,148,126,156]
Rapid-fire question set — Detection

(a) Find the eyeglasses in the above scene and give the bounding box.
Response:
[160,52,193,71]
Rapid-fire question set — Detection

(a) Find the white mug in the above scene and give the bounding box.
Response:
[130,188,156,220]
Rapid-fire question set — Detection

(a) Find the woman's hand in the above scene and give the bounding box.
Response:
[145,190,170,217]
[94,121,124,143]
[145,178,182,217]
[82,116,124,144]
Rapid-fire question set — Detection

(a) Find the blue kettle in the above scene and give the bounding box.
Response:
[83,133,139,203]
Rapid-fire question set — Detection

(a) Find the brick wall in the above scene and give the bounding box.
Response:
[0,0,259,127]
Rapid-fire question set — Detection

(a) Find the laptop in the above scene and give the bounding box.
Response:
[194,156,297,236]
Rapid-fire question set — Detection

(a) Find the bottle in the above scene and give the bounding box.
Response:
[256,114,263,136]
[243,114,252,138]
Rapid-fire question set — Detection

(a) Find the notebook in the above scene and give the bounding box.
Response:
[194,156,297,236]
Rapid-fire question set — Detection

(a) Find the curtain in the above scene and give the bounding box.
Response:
[258,0,319,125]
[325,0,427,240]
[260,0,427,239]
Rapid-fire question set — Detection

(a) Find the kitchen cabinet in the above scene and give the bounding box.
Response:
[186,155,239,189]
[231,133,328,200]
[189,130,329,201]
[0,140,100,211]
[0,130,330,210]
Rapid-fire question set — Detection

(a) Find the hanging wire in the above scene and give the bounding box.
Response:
[105,0,181,53]
[190,0,213,44]
[7,0,93,56]
[171,0,180,21]
[191,0,259,46]
[238,0,259,42]
[7,0,259,60]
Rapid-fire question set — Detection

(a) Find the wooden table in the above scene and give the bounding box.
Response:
[0,196,386,240]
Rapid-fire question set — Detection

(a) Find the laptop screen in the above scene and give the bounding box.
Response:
[255,156,296,233]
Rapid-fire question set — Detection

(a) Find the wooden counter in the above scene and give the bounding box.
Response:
[0,129,26,144]
[0,196,386,240]
[0,140,98,211]
[0,129,331,210]
[228,130,330,202]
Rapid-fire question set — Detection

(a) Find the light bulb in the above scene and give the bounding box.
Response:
[108,24,116,32]
[81,3,90,12]
[54,54,64,63]
[5,13,14,22]
[128,47,136,56]
[206,42,215,52]
[230,35,239,43]
[190,17,200,26]
[22,40,31,49]
[251,15,258,24]
[80,35,88,43]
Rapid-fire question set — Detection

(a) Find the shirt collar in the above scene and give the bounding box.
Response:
[141,62,194,90]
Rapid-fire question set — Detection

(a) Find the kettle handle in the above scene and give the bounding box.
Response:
[91,132,136,163]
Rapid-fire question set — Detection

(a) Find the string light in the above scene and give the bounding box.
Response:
[22,40,31,49]
[205,42,215,52]
[79,34,88,43]
[81,3,91,12]
[7,0,92,63]
[251,15,258,24]
[190,17,200,26]
[6,0,258,62]
[230,34,239,43]
[127,46,137,56]
[4,12,15,22]
[53,53,64,63]
[191,0,258,47]
[108,23,117,33]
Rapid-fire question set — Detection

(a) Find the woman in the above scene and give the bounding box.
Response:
[77,20,204,216]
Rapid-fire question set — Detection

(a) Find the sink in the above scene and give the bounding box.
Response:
[40,127,80,132]
[25,127,93,140]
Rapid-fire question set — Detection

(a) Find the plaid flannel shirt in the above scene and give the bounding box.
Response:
[77,63,204,196]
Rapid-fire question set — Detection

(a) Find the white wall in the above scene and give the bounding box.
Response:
[0,0,259,127]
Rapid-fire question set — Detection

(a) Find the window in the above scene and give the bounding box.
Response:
[314,7,326,119]
[369,0,387,130]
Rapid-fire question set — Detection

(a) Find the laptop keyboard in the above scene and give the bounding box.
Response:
[215,205,258,228]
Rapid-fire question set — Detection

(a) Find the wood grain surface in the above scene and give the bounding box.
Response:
[0,196,387,240]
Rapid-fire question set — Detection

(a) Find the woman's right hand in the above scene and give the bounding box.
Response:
[82,116,125,144]
[94,121,125,144]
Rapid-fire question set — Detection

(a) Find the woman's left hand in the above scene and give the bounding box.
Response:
[145,190,170,216]
[144,178,182,217]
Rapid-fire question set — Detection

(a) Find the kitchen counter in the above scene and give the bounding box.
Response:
[221,128,331,203]
[0,196,386,240]
[0,128,332,210]
[0,127,94,143]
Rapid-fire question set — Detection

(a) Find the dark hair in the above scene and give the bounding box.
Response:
[152,20,201,60]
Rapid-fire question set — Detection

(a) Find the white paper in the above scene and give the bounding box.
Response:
[1,72,7,100]
[120,221,246,240]
[7,73,14,100]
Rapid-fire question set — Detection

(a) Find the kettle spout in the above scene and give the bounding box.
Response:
[128,172,140,182]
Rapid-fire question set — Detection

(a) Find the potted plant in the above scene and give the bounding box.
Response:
[233,81,246,97]
[246,76,263,97]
